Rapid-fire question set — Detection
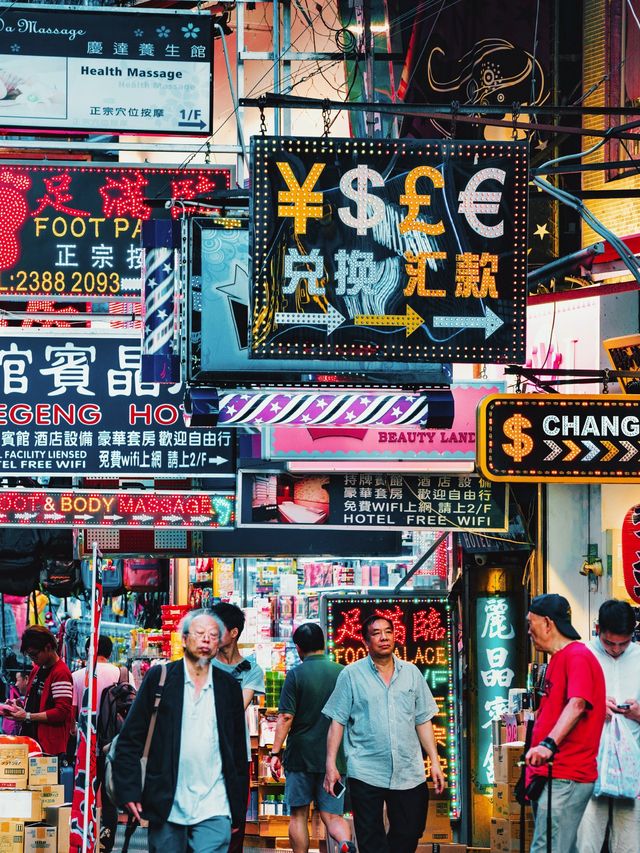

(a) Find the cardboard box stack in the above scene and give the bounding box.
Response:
[418,786,453,844]
[491,741,535,852]
[0,749,73,852]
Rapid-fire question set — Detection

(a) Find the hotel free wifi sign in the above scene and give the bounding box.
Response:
[477,394,640,483]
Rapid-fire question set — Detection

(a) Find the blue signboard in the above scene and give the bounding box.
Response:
[0,332,234,476]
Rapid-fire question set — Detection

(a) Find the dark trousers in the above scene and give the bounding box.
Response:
[348,778,428,853]
[96,754,118,851]
[226,761,251,853]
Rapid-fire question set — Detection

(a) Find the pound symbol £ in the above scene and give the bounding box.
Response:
[502,414,534,462]
[338,165,385,236]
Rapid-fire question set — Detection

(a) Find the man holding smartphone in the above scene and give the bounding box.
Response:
[323,613,445,853]
[577,599,640,853]
[269,623,355,853]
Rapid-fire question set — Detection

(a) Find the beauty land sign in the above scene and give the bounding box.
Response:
[266,382,503,464]
[477,394,640,482]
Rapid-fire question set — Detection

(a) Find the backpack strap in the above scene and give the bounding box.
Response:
[117,666,129,685]
[141,665,167,762]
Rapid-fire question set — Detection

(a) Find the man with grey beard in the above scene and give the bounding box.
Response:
[111,610,248,853]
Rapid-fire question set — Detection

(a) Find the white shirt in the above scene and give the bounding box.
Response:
[72,663,134,714]
[168,661,230,825]
[588,637,640,746]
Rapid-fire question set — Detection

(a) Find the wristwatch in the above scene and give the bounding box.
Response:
[269,751,280,758]
[25,712,31,723]
[539,736,558,755]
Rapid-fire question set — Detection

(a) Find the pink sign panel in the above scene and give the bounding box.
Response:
[267,382,503,461]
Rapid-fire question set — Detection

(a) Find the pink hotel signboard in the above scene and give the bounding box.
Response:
[266,382,503,467]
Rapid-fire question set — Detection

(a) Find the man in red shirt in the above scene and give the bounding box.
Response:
[525,594,606,853]
[5,626,73,758]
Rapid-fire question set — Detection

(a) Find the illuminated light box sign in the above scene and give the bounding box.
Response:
[0,164,230,298]
[325,596,459,817]
[250,136,527,365]
[238,471,508,531]
[475,596,517,788]
[0,489,234,529]
[0,7,211,135]
[477,393,640,482]
[0,332,235,476]
[603,334,640,393]
[266,382,503,463]
[188,218,451,386]
[621,505,640,605]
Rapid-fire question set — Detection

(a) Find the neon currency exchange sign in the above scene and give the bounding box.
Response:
[250,136,527,364]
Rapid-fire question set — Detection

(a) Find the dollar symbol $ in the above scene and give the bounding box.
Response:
[338,165,385,236]
[502,414,534,462]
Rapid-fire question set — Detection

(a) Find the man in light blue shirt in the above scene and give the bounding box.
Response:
[323,613,445,853]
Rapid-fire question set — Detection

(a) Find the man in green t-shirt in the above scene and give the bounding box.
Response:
[269,623,355,853]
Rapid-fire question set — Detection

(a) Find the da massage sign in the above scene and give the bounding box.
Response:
[477,394,640,482]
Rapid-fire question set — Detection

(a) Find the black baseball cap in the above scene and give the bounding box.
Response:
[529,594,581,640]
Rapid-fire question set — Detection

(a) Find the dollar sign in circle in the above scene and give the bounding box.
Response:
[338,165,385,236]
[502,414,534,462]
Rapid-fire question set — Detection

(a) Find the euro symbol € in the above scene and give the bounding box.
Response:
[502,414,534,462]
[458,168,506,239]
[338,165,385,236]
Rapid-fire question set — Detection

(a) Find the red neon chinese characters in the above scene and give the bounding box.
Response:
[170,175,218,218]
[98,172,151,220]
[334,608,364,644]
[0,170,31,270]
[31,174,90,217]
[413,607,446,642]
[375,605,406,645]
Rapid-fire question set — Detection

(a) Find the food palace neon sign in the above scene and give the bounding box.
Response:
[325,596,460,818]
[0,489,234,529]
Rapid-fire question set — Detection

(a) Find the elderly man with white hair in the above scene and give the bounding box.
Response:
[111,609,248,853]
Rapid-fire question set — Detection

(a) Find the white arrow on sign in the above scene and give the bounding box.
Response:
[544,439,562,461]
[207,456,228,466]
[104,514,124,522]
[73,514,92,521]
[621,441,638,462]
[582,440,600,462]
[275,304,345,336]
[190,515,212,523]
[162,514,183,523]
[433,306,504,339]
[43,513,65,521]
[133,514,154,522]
[15,512,37,521]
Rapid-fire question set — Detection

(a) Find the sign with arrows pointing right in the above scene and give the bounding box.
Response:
[250,136,528,365]
[478,394,640,482]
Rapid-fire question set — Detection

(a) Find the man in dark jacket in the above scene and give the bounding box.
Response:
[111,609,248,853]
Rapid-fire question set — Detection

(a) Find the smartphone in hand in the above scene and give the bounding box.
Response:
[617,703,631,710]
[332,779,346,798]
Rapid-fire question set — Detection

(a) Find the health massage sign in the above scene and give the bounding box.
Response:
[0,6,212,135]
[250,136,527,365]
[0,164,230,299]
[325,596,459,817]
